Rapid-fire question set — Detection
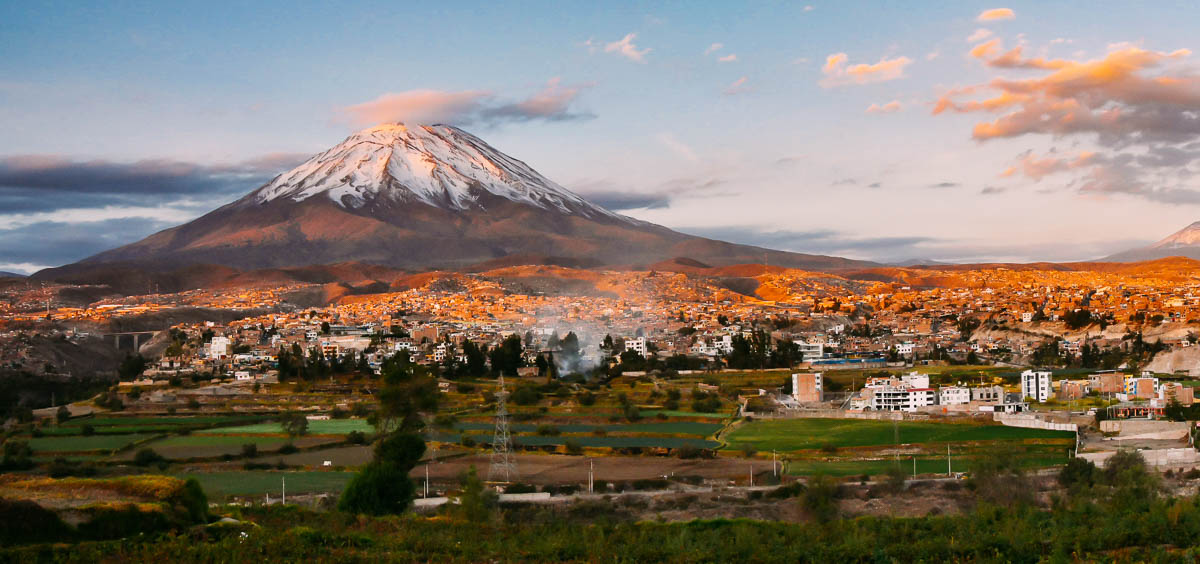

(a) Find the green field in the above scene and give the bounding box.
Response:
[512,436,720,449]
[783,450,1070,477]
[197,419,372,436]
[28,433,158,453]
[452,421,722,436]
[725,418,1073,452]
[180,471,355,498]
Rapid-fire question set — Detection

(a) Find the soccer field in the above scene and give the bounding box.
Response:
[725,418,1073,452]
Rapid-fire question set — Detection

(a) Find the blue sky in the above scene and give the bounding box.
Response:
[3,1,1200,273]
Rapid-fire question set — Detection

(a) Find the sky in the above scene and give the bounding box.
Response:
[3,1,1200,273]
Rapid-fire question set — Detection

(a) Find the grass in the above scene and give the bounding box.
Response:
[784,451,1071,477]
[28,433,158,453]
[725,418,1073,452]
[178,471,355,498]
[196,419,372,436]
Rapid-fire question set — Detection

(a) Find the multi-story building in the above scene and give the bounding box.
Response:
[939,386,971,405]
[1021,370,1052,403]
[791,372,823,403]
[1124,376,1158,400]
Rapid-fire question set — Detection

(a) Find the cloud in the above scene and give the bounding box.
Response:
[969,38,1002,59]
[866,100,903,114]
[980,186,1006,195]
[820,53,913,87]
[603,33,650,63]
[937,44,1200,203]
[977,8,1014,21]
[340,80,594,127]
[722,76,750,95]
[704,43,723,55]
[718,53,738,63]
[572,176,727,211]
[0,154,305,213]
[967,28,993,43]
[682,225,937,258]
[929,182,960,188]
[0,217,178,271]
[656,133,700,162]
[480,78,595,123]
[803,5,814,12]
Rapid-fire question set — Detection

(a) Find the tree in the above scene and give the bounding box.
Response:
[801,474,840,522]
[118,354,147,381]
[340,350,438,515]
[321,321,331,335]
[488,335,524,378]
[451,466,498,523]
[282,413,309,439]
[55,406,70,423]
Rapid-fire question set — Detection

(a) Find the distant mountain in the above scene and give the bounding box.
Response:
[0,271,26,278]
[1102,221,1200,262]
[888,258,952,267]
[42,123,874,279]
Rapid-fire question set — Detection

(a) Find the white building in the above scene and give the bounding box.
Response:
[901,372,929,389]
[1021,370,1053,403]
[625,337,647,356]
[208,336,230,360]
[895,342,915,356]
[939,386,971,406]
[792,340,824,361]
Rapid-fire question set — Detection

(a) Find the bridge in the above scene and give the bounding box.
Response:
[101,331,160,352]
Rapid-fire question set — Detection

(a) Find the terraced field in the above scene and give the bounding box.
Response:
[725,418,1073,452]
[28,433,159,453]
[196,419,373,436]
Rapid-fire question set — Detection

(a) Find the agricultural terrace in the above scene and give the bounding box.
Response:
[725,418,1076,476]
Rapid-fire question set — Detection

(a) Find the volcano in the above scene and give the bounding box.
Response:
[1102,221,1200,262]
[51,123,872,274]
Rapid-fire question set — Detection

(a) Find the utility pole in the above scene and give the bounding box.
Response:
[588,458,594,493]
[282,476,286,505]
[947,445,951,476]
[749,465,754,487]
[772,450,777,477]
[912,456,916,478]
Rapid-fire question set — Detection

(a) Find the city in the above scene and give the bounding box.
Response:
[5,2,1200,561]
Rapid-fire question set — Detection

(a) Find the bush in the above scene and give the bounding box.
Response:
[56,406,71,423]
[535,424,561,436]
[347,430,368,445]
[801,474,840,522]
[675,445,702,459]
[461,435,477,448]
[338,461,416,515]
[565,439,583,455]
[505,483,537,494]
[277,443,299,455]
[511,386,542,406]
[133,448,166,467]
[577,391,596,406]
[241,443,258,458]
[0,498,73,544]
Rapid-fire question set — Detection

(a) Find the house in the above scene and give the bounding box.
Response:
[1057,380,1090,401]
[624,337,647,356]
[1124,376,1158,400]
[970,385,1004,403]
[792,340,824,361]
[1089,372,1123,394]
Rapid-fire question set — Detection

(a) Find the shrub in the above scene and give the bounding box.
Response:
[504,483,537,494]
[277,443,299,455]
[535,424,561,436]
[565,439,583,455]
[347,430,368,445]
[133,448,166,467]
[675,445,702,459]
[338,461,415,515]
[801,474,840,522]
[56,406,71,423]
[577,391,596,406]
[0,498,72,544]
[241,443,258,458]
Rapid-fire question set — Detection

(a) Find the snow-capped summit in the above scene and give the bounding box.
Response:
[249,123,624,222]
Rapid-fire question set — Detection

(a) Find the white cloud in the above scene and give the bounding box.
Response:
[604,33,650,63]
[722,76,750,95]
[718,53,738,63]
[656,132,699,162]
[704,42,723,55]
[967,28,993,43]
[866,100,903,114]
